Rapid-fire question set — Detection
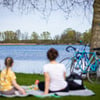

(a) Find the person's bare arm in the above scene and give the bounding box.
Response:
[44,72,50,95]
[12,80,26,95]
[64,72,66,80]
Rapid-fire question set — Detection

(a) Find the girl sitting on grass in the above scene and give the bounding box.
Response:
[0,57,26,95]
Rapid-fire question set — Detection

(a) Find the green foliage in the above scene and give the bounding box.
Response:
[31,32,39,40]
[60,28,82,44]
[0,31,16,41]
[40,31,51,40]
[82,29,92,45]
[0,28,91,44]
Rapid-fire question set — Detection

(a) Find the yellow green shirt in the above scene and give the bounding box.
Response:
[0,68,16,91]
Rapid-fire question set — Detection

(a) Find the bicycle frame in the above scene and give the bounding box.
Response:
[73,51,100,74]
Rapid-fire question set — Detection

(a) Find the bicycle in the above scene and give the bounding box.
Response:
[60,41,100,84]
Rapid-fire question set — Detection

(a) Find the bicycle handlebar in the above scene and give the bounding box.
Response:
[66,40,87,52]
[66,46,84,59]
[66,40,88,60]
[66,46,77,52]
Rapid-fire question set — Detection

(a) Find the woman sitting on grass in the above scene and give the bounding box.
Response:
[0,57,26,95]
[38,48,69,95]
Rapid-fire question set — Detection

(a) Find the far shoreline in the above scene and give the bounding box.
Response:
[0,43,37,45]
[0,43,81,45]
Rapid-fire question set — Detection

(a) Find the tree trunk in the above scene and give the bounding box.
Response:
[91,0,100,49]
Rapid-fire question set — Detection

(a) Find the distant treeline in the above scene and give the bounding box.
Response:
[0,28,91,45]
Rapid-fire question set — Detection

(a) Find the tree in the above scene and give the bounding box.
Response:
[21,32,29,40]
[0,0,93,17]
[60,28,78,43]
[40,31,51,40]
[31,32,39,40]
[15,29,22,40]
[3,31,16,41]
[0,32,2,41]
[66,30,76,41]
[0,32,5,41]
[54,34,60,44]
[75,32,82,41]
[0,0,99,49]
[60,29,68,43]
[90,0,100,49]
[82,29,92,44]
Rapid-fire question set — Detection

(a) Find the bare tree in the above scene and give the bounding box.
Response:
[31,32,39,40]
[0,0,99,49]
[0,0,93,16]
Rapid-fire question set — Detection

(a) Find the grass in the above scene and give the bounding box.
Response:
[0,73,100,100]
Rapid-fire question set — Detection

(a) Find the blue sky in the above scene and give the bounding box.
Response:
[0,5,93,38]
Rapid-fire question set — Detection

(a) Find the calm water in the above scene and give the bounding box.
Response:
[0,45,89,74]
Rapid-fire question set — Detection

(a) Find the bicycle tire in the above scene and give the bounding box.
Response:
[70,57,76,73]
[87,61,100,84]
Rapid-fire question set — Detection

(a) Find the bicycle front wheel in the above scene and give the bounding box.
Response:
[87,62,100,84]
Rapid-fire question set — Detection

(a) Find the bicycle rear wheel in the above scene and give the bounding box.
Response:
[87,62,100,84]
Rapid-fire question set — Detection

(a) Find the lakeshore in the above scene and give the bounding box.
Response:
[0,43,37,45]
[0,42,81,45]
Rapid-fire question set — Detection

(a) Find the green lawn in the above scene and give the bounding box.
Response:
[0,73,100,100]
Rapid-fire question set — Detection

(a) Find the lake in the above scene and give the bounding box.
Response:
[0,45,89,75]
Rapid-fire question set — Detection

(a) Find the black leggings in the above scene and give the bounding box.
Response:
[38,81,69,93]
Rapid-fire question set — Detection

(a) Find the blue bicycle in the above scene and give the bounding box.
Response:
[60,42,100,83]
